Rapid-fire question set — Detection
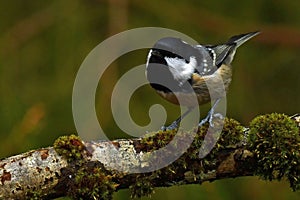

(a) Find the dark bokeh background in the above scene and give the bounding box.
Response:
[1,0,299,199]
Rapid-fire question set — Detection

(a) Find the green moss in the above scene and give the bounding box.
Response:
[53,134,86,163]
[217,118,245,147]
[53,135,118,199]
[65,162,117,200]
[50,114,299,199]
[186,118,245,172]
[131,117,246,196]
[140,129,177,151]
[27,190,43,200]
[248,113,300,191]
[129,174,155,198]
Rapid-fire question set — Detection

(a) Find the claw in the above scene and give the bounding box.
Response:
[160,126,167,131]
[198,113,211,127]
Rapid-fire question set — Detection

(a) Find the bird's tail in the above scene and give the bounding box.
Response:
[227,31,260,48]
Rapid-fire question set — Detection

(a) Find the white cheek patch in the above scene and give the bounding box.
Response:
[165,56,186,68]
[165,56,197,86]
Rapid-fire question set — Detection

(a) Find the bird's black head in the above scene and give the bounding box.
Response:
[146,37,199,93]
[150,37,200,63]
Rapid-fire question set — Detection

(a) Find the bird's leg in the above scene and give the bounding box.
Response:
[162,107,195,130]
[198,98,223,127]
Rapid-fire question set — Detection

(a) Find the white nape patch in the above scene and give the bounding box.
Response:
[181,39,188,44]
[165,56,197,86]
[146,49,153,68]
[145,49,153,78]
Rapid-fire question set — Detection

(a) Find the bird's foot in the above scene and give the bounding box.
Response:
[198,112,224,127]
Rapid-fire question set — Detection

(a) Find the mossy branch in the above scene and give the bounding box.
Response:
[0,113,299,200]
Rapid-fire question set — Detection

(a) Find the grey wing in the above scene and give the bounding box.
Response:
[193,45,218,76]
[208,44,236,67]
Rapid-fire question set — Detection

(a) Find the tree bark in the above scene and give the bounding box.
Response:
[0,113,299,200]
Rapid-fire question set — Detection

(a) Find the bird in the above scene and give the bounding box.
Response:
[145,31,259,130]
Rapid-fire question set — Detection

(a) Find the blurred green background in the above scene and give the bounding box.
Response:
[1,0,299,199]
